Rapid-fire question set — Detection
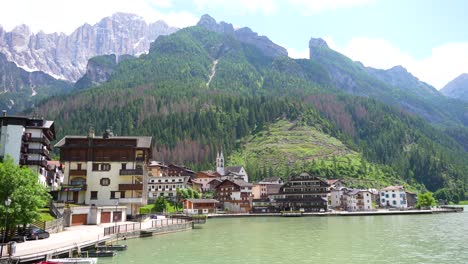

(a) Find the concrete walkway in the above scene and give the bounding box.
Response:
[14,218,164,260]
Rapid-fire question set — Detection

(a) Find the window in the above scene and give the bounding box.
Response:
[392,193,396,198]
[100,178,111,186]
[393,200,397,205]
[101,164,111,171]
[381,199,385,203]
[77,163,82,170]
[110,191,120,199]
[121,163,127,170]
[120,192,125,198]
[91,191,98,200]
[93,163,111,171]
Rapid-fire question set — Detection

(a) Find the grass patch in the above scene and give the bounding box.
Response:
[458,201,468,205]
[39,212,55,222]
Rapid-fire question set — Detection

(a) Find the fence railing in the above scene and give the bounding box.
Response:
[151,218,187,228]
[103,218,189,236]
[104,222,142,236]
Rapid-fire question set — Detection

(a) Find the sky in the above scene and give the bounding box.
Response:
[1,0,468,89]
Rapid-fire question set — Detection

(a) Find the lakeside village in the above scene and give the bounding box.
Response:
[1,112,448,219]
[0,112,462,261]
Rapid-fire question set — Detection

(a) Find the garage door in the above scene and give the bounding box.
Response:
[72,214,88,226]
[101,212,111,223]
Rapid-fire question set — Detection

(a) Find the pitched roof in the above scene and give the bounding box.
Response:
[225,166,244,173]
[260,177,282,183]
[326,179,340,185]
[185,199,219,203]
[231,179,253,187]
[197,170,219,177]
[54,136,152,148]
[381,186,405,191]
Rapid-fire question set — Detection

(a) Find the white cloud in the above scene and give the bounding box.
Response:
[0,0,197,34]
[287,47,309,59]
[289,0,374,15]
[327,37,468,89]
[192,0,277,15]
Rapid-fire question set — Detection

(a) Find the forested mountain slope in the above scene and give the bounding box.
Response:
[30,22,468,201]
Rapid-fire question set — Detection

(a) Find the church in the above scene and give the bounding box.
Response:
[215,151,249,182]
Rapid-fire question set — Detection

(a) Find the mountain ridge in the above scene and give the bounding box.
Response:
[441,73,468,102]
[0,12,178,82]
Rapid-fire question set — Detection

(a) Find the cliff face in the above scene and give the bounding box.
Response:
[441,73,468,102]
[0,13,178,82]
[0,52,71,112]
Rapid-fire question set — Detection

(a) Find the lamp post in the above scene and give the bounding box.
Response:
[114,200,119,236]
[2,197,11,244]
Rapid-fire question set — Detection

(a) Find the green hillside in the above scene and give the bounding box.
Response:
[29,24,468,202]
[228,119,411,190]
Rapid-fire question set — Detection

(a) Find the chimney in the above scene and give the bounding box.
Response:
[103,127,113,139]
[88,127,95,138]
[2,110,6,117]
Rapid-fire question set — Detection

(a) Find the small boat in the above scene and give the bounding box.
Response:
[84,250,117,257]
[95,244,128,251]
[42,258,98,264]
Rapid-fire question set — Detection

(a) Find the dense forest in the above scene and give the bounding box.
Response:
[31,25,468,202]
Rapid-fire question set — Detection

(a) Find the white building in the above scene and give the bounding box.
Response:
[0,112,55,186]
[55,129,152,218]
[148,175,191,201]
[345,189,373,211]
[330,187,373,211]
[379,186,407,209]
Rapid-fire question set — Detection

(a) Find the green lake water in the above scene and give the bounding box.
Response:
[100,207,468,264]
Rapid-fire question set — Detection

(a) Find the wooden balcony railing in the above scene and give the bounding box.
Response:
[119,169,143,176]
[119,184,143,191]
[69,169,87,176]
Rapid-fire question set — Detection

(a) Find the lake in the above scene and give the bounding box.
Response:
[100,207,468,264]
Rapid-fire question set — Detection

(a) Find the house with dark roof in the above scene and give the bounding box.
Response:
[55,128,152,221]
[214,179,253,212]
[274,172,330,212]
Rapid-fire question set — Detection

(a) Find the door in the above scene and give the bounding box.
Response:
[73,192,79,204]
[101,212,111,223]
[113,212,122,222]
[71,214,87,225]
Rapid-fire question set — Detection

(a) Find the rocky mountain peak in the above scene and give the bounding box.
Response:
[309,38,329,49]
[0,13,178,81]
[197,14,235,35]
[197,14,287,58]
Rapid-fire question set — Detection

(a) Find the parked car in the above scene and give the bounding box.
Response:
[22,228,50,240]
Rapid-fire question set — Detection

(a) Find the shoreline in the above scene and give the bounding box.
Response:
[208,207,463,218]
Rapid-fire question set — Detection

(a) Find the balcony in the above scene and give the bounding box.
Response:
[20,159,47,167]
[61,184,87,191]
[119,197,144,204]
[25,135,50,145]
[27,148,51,159]
[119,169,144,176]
[119,184,143,191]
[69,169,87,176]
